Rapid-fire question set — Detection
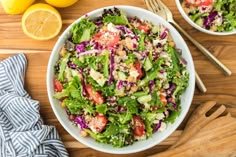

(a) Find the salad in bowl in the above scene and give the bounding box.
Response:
[47,6,195,154]
[177,0,236,35]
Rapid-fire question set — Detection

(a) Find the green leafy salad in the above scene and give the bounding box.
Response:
[181,0,236,32]
[53,8,189,147]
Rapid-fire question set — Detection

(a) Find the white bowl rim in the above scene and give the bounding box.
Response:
[175,0,236,36]
[47,5,195,154]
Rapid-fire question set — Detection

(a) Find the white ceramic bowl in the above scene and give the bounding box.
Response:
[175,0,236,36]
[47,5,195,154]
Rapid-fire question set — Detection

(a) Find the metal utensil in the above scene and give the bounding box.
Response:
[144,0,207,93]
[144,0,232,76]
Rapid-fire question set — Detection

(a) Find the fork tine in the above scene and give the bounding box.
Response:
[144,0,154,12]
[144,0,167,19]
[154,0,166,18]
[154,0,172,19]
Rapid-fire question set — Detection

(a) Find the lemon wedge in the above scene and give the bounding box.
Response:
[44,0,78,8]
[0,0,35,14]
[22,3,62,40]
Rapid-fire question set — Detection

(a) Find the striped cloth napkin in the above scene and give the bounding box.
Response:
[0,54,68,157]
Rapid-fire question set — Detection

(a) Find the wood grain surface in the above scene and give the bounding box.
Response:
[0,0,236,156]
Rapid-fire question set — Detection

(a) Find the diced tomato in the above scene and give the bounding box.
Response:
[137,23,150,33]
[85,84,104,105]
[93,32,102,40]
[54,79,63,92]
[133,61,143,79]
[132,116,145,137]
[93,31,120,47]
[160,94,167,106]
[89,114,107,132]
[185,0,212,6]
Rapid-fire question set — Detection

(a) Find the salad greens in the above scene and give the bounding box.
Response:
[53,8,189,147]
[182,0,236,32]
[71,18,96,43]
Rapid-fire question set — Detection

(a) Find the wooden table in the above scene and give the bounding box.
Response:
[0,0,236,156]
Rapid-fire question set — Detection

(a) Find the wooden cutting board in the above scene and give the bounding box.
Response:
[150,116,236,157]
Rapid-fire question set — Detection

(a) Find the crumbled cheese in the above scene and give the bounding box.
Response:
[213,15,223,26]
[107,23,119,33]
[164,110,169,118]
[158,71,167,80]
[130,69,139,78]
[131,96,136,99]
[153,39,160,46]
[163,83,170,89]
[159,122,167,132]
[159,51,169,58]
[156,113,165,120]
[90,68,107,86]
[143,103,151,110]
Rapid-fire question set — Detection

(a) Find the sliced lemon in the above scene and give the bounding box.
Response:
[44,0,78,8]
[22,3,62,40]
[0,0,35,14]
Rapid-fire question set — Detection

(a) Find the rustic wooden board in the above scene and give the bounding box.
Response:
[0,0,236,156]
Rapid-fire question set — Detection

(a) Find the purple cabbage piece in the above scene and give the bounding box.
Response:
[76,40,90,53]
[203,11,218,28]
[167,97,177,110]
[133,43,137,49]
[159,69,165,74]
[160,28,168,39]
[74,116,88,130]
[68,62,77,69]
[108,49,115,85]
[179,57,187,65]
[117,80,124,90]
[116,80,135,90]
[95,20,103,26]
[153,120,162,133]
[148,80,155,93]
[115,25,134,37]
[167,83,176,95]
[77,49,100,57]
[176,48,182,55]
[118,106,127,113]
[76,44,85,52]
[93,41,103,50]
[133,51,148,60]
[107,96,117,103]
[132,35,140,40]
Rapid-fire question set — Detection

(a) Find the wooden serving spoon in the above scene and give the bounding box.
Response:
[170,101,228,149]
[149,116,236,157]
[148,101,236,157]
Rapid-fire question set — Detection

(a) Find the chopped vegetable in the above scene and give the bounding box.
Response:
[182,0,236,32]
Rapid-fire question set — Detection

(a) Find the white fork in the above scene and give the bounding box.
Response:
[144,0,207,93]
[145,0,232,77]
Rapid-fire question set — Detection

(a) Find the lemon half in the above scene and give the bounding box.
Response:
[22,3,62,40]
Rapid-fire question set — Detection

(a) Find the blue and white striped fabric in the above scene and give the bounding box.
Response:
[0,54,68,157]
